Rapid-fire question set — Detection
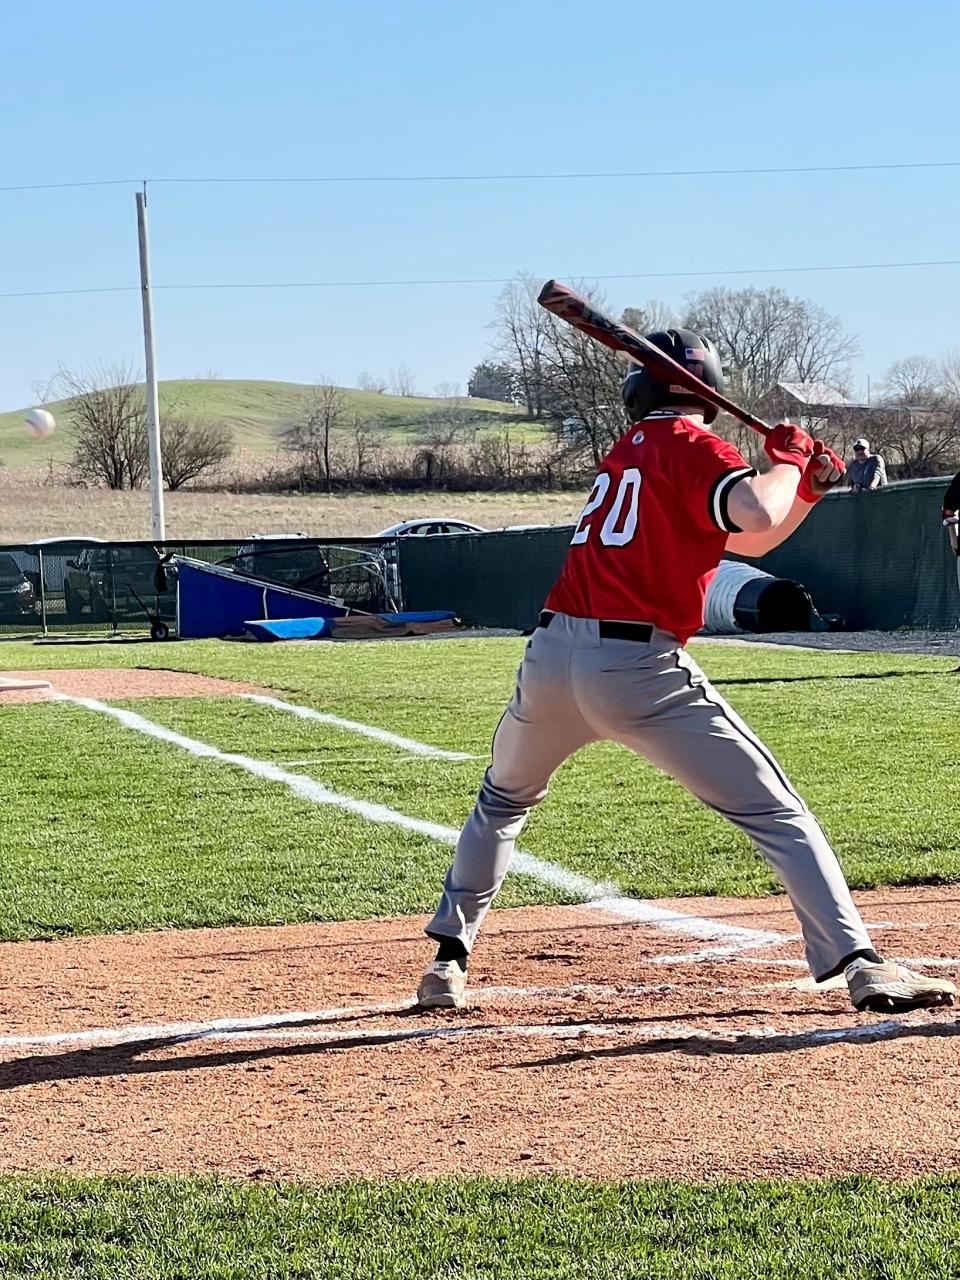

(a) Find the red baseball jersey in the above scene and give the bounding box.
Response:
[545,412,755,644]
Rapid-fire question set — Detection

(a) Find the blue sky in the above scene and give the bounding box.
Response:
[1,0,957,410]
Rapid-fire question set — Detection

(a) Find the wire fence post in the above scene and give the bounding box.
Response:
[37,548,48,636]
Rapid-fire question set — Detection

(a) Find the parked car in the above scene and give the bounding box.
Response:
[63,545,173,623]
[0,553,38,619]
[375,518,487,538]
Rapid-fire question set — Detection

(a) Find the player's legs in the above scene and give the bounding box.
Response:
[425,624,597,954]
[576,639,874,980]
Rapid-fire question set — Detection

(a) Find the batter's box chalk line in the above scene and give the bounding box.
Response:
[57,691,789,955]
[0,979,951,1056]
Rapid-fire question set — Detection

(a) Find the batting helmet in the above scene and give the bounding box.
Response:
[622,328,724,425]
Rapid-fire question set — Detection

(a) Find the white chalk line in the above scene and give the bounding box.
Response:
[1,973,954,1055]
[241,693,480,761]
[55,693,786,953]
[655,952,960,971]
[0,981,734,1051]
[190,1015,946,1052]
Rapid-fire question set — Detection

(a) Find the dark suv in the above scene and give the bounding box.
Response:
[0,553,38,619]
[64,546,173,623]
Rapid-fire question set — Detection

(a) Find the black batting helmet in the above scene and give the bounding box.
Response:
[622,328,724,425]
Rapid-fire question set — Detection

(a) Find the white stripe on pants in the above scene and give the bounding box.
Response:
[427,612,874,980]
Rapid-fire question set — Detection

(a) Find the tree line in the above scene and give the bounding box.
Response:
[47,276,960,492]
[467,274,960,479]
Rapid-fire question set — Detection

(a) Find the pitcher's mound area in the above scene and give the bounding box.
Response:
[0,888,957,1182]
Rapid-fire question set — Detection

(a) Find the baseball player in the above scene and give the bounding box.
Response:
[417,329,957,1015]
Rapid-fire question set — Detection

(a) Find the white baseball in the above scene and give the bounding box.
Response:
[24,408,56,438]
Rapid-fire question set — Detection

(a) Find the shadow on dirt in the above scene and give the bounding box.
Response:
[0,1007,958,1090]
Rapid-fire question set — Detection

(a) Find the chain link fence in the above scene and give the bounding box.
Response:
[0,537,401,638]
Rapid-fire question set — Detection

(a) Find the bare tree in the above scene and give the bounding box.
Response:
[54,362,150,490]
[161,418,233,490]
[282,381,347,492]
[389,365,417,397]
[538,306,626,466]
[488,276,678,462]
[621,300,678,334]
[433,380,461,400]
[349,412,385,481]
[357,371,388,394]
[490,274,550,419]
[683,286,859,412]
[417,396,477,448]
[868,355,960,478]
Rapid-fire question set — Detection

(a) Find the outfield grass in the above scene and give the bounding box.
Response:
[0,1174,955,1279]
[0,638,958,939]
[0,379,532,467]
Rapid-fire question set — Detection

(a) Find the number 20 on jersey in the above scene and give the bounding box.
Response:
[571,468,642,548]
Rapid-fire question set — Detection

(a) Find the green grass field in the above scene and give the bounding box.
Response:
[1,638,958,939]
[0,379,532,467]
[0,1175,956,1279]
[1,634,958,1276]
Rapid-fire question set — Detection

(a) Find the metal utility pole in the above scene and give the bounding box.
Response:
[136,187,165,540]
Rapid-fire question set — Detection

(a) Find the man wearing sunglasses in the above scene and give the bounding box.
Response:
[847,438,887,491]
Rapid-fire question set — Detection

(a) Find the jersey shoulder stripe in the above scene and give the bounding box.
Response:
[709,466,756,533]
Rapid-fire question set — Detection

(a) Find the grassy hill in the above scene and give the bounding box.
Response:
[0,379,532,467]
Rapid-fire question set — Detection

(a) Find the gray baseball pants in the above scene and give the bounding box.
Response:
[426,611,874,981]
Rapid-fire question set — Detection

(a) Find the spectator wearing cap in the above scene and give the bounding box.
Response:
[847,439,887,492]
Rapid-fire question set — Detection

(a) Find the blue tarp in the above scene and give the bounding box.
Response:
[244,611,457,642]
[176,557,348,639]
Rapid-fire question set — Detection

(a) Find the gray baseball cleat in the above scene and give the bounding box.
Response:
[846,958,957,1013]
[417,959,467,1009]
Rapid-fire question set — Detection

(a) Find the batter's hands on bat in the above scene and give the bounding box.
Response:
[763,421,816,471]
[797,441,845,503]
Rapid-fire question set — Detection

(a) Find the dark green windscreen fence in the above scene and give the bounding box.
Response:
[400,479,960,633]
[746,478,958,630]
[399,527,573,630]
[1,479,956,639]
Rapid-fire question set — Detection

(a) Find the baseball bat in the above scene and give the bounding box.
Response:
[537,279,771,438]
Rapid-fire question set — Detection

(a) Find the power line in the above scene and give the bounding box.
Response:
[0,257,957,301]
[0,179,143,193]
[1,160,959,193]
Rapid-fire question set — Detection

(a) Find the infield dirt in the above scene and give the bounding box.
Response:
[0,891,957,1182]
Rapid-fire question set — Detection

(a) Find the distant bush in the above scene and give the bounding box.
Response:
[218,434,588,496]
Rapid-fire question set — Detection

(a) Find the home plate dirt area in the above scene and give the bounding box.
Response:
[0,890,957,1183]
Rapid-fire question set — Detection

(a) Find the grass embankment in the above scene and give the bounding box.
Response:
[0,379,532,468]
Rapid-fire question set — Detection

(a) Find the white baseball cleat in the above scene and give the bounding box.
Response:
[416,959,467,1010]
[846,958,957,1013]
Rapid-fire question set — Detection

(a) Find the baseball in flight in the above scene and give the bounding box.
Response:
[24,408,56,438]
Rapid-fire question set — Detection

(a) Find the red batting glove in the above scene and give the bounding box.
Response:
[798,440,846,503]
[764,421,815,471]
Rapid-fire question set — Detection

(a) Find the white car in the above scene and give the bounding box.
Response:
[375,518,487,538]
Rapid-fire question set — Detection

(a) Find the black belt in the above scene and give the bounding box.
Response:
[537,610,653,642]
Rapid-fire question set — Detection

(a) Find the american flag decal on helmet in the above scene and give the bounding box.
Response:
[685,348,707,360]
